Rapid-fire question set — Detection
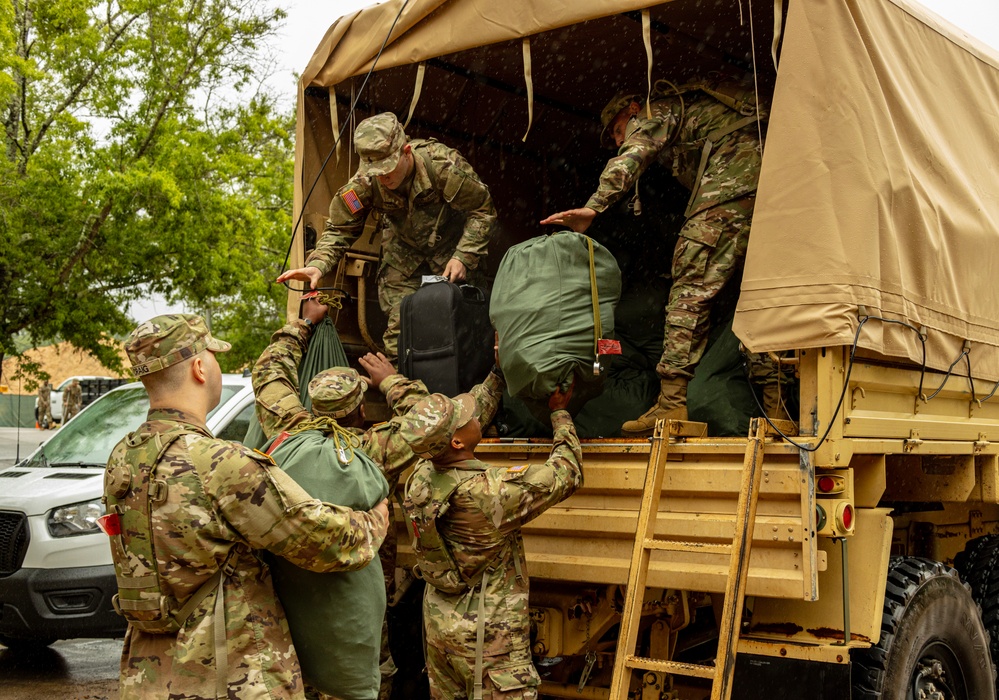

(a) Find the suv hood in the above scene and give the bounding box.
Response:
[0,466,104,517]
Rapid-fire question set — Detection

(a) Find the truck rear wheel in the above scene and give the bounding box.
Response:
[955,534,999,692]
[852,557,996,700]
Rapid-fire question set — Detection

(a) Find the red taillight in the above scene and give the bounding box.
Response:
[841,504,854,530]
[818,476,836,492]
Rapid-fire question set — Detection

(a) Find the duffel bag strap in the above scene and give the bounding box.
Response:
[586,236,602,375]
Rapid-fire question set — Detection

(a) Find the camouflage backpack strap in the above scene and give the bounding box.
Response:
[104,423,194,632]
[409,139,449,248]
[402,462,487,594]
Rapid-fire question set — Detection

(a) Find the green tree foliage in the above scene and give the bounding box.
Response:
[0,0,293,375]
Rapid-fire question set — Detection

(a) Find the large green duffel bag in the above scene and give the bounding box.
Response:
[265,430,390,700]
[490,231,622,413]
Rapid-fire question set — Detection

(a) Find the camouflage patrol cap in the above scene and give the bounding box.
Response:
[399,393,478,459]
[599,91,640,147]
[126,314,231,377]
[355,113,407,176]
[308,368,368,419]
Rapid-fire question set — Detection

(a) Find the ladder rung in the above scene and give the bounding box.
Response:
[626,655,715,679]
[644,538,733,555]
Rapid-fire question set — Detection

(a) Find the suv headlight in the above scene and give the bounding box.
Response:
[48,499,104,537]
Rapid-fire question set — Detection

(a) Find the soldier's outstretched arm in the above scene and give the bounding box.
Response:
[491,387,583,533]
[304,179,373,277]
[437,145,496,273]
[252,321,314,438]
[583,127,662,214]
[203,441,390,572]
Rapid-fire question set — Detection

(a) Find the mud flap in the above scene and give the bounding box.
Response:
[732,654,850,700]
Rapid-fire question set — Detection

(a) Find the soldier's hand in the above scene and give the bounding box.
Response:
[301,293,328,325]
[276,265,323,289]
[549,378,575,412]
[371,499,390,540]
[442,258,467,283]
[539,207,597,233]
[358,352,398,389]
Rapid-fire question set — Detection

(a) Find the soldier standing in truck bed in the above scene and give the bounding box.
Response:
[541,80,764,435]
[277,112,497,360]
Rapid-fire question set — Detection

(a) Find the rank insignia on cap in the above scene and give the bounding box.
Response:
[341,188,364,214]
[506,464,529,474]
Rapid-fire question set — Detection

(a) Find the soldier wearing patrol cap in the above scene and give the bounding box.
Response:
[401,383,581,700]
[541,80,765,434]
[105,313,390,700]
[277,112,497,360]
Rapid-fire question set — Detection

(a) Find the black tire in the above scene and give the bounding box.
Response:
[955,534,999,688]
[852,557,996,700]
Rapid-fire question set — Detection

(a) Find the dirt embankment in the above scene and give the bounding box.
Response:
[0,342,129,394]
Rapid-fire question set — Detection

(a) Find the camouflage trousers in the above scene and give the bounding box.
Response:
[425,644,540,700]
[657,195,754,378]
[37,398,52,425]
[377,263,479,360]
[64,401,81,422]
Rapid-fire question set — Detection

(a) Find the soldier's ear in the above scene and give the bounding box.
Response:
[628,101,641,115]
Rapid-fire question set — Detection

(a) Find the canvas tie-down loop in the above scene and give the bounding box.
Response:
[330,86,341,166]
[643,10,653,119]
[772,0,785,68]
[404,62,426,129]
[521,38,534,142]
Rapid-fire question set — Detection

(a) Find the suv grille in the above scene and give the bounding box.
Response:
[0,510,29,576]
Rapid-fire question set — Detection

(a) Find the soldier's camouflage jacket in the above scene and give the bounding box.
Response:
[413,410,582,657]
[110,408,388,700]
[585,91,762,230]
[307,139,496,279]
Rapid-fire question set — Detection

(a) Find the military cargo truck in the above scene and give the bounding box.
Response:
[289,1,999,698]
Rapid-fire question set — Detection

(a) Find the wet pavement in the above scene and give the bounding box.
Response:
[0,426,57,469]
[0,638,121,699]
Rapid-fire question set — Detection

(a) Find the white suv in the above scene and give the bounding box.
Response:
[0,374,256,648]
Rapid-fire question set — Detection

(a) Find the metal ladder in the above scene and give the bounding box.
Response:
[608,417,767,700]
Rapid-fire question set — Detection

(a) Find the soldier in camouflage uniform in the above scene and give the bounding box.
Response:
[37,380,53,428]
[104,314,390,700]
[62,378,82,422]
[541,82,764,434]
[277,112,497,359]
[253,295,428,700]
[400,383,582,700]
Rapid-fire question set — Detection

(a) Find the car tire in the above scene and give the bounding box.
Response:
[852,556,996,700]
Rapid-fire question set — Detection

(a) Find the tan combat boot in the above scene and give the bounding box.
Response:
[621,376,689,435]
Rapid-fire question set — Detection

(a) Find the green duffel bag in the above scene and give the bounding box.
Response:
[491,231,622,414]
[265,428,390,700]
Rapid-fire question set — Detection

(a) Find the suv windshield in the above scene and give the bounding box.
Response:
[21,384,244,468]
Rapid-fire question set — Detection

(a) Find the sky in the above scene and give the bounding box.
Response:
[131,0,999,320]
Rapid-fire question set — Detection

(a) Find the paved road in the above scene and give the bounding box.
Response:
[0,426,57,469]
[0,638,121,699]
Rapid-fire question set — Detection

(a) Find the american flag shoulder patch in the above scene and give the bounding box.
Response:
[506,464,530,474]
[341,188,364,214]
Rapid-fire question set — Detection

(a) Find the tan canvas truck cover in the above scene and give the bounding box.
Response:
[292,0,999,378]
